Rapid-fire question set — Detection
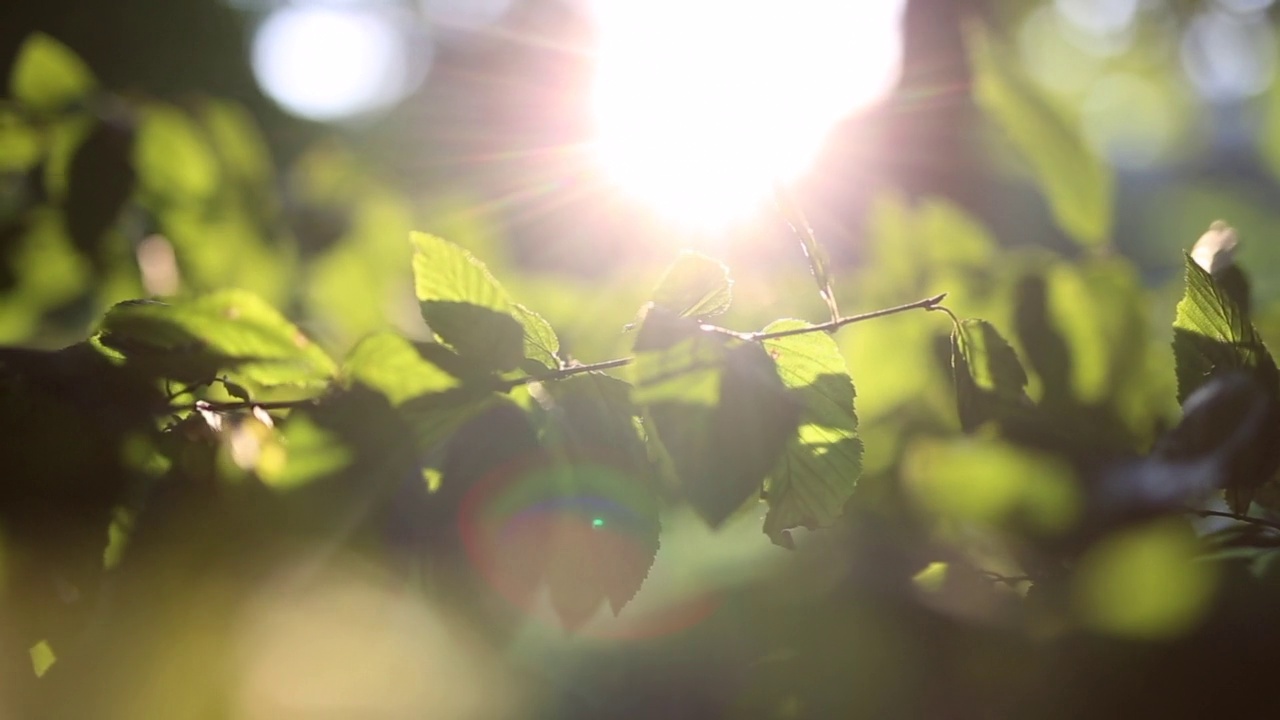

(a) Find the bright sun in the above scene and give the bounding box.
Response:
[589,0,906,233]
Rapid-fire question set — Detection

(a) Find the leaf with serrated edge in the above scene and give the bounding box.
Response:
[539,374,661,621]
[97,290,335,388]
[761,320,862,547]
[634,310,798,527]
[411,232,560,370]
[342,332,460,406]
[1173,253,1278,405]
[650,251,733,319]
[953,319,1030,432]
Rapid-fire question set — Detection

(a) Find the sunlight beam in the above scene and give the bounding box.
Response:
[588,0,905,233]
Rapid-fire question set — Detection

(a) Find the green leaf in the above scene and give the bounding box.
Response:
[0,110,42,172]
[133,104,220,204]
[1173,253,1278,405]
[258,413,354,490]
[513,303,561,371]
[536,374,662,624]
[97,290,336,389]
[952,318,1030,432]
[760,320,862,548]
[10,33,96,113]
[967,27,1112,248]
[633,309,799,527]
[649,251,733,319]
[410,232,560,371]
[342,332,461,406]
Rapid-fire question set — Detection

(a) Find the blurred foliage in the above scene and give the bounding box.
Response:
[7,12,1280,720]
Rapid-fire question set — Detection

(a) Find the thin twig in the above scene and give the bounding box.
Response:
[746,293,948,342]
[505,293,949,389]
[172,293,952,405]
[977,570,1033,587]
[169,398,320,414]
[1186,508,1280,533]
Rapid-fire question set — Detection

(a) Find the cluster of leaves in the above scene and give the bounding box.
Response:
[9,20,1280,719]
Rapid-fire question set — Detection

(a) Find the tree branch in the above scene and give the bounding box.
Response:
[504,293,950,389]
[1186,508,1280,533]
[172,293,952,404]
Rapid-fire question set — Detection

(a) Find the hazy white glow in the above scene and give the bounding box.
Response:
[252,5,418,121]
[590,0,905,231]
[421,0,514,34]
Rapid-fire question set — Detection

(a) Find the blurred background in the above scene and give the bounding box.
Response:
[7,0,1280,282]
[7,0,1280,717]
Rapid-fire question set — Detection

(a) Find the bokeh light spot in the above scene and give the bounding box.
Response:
[251,4,426,122]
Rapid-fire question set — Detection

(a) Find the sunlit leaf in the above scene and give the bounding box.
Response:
[198,98,273,189]
[968,27,1112,248]
[513,303,561,371]
[633,309,798,527]
[258,413,353,490]
[0,110,41,171]
[342,331,461,405]
[411,232,560,371]
[1074,520,1216,639]
[133,104,220,204]
[1173,253,1277,405]
[10,33,96,113]
[649,251,733,319]
[952,318,1029,432]
[97,289,336,389]
[903,437,1080,534]
[760,319,862,548]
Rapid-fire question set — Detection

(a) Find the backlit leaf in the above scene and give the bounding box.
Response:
[97,290,336,389]
[10,33,96,113]
[760,320,862,548]
[633,309,798,527]
[1172,253,1277,405]
[342,331,460,406]
[649,251,733,319]
[952,318,1030,432]
[133,104,220,204]
[411,232,560,371]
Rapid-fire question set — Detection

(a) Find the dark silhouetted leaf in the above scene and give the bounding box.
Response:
[1146,372,1280,515]
[649,251,733,319]
[952,318,1030,432]
[539,373,661,619]
[1013,274,1072,406]
[633,309,799,527]
[64,118,135,268]
[760,320,862,548]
